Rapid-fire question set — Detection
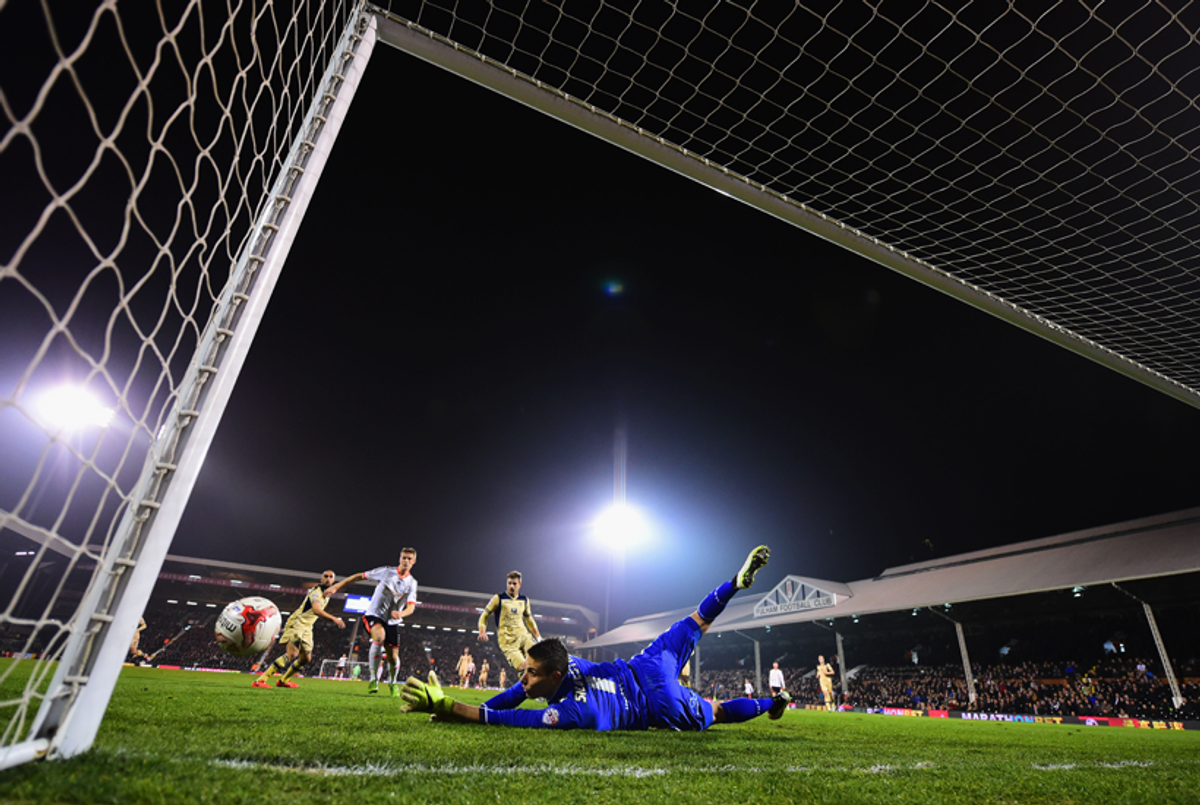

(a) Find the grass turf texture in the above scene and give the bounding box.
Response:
[2,664,1199,804]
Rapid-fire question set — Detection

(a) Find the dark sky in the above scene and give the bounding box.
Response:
[165,43,1200,628]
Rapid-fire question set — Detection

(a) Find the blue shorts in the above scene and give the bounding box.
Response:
[629,617,714,731]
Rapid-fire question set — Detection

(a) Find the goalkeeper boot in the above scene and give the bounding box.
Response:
[735,545,770,590]
[368,680,379,694]
[768,691,791,720]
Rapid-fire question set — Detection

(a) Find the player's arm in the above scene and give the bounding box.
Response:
[477,595,500,641]
[522,600,541,640]
[324,572,363,597]
[401,677,566,728]
[309,594,345,628]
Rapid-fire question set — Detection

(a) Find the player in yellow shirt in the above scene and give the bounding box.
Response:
[816,654,836,711]
[253,570,352,689]
[477,570,541,671]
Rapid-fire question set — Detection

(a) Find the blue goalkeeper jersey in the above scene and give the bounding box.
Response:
[480,655,650,731]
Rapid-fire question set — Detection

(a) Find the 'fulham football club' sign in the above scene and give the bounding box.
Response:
[754,575,837,617]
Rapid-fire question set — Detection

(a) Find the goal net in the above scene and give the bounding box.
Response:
[5,0,1199,772]
[372,0,1200,408]
[1,0,373,767]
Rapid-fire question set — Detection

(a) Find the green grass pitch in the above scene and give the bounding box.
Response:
[2,664,1198,804]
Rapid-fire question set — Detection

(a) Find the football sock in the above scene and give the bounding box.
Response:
[719,697,774,723]
[260,655,289,681]
[697,580,737,622]
[368,642,381,681]
[280,658,303,682]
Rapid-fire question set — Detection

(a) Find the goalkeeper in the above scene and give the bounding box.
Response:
[402,546,790,731]
[476,570,541,671]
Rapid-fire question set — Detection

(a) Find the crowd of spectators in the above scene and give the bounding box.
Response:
[745,655,1200,721]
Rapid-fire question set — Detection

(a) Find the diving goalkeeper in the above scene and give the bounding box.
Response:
[403,546,790,731]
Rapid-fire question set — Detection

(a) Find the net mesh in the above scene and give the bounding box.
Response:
[381,0,1200,401]
[0,0,358,754]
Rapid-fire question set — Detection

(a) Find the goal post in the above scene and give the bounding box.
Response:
[318,659,368,680]
[0,2,376,768]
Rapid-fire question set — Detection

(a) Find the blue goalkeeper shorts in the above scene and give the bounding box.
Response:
[629,616,714,731]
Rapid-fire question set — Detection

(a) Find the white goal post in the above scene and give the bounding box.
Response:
[318,659,369,680]
[1,2,375,768]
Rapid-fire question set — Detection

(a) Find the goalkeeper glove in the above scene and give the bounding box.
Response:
[400,675,456,717]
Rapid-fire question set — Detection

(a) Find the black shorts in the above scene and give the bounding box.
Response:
[362,615,400,647]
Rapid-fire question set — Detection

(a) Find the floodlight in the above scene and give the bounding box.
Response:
[37,386,114,431]
[592,503,647,549]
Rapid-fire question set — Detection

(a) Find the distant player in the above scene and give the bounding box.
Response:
[817,655,836,711]
[456,648,473,688]
[129,617,147,661]
[479,659,490,689]
[402,545,792,731]
[253,570,351,689]
[769,661,786,696]
[477,570,541,671]
[332,548,418,697]
[498,667,507,690]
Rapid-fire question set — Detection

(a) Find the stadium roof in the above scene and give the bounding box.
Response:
[586,506,1200,649]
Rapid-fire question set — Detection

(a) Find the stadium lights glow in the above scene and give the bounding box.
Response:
[231,580,243,585]
[426,626,436,630]
[456,629,466,632]
[442,627,452,631]
[592,503,648,550]
[206,603,216,607]
[37,385,115,431]
[269,584,281,589]
[167,599,178,604]
[188,574,201,579]
[186,601,197,606]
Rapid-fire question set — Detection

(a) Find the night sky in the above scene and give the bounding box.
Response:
[165,43,1200,628]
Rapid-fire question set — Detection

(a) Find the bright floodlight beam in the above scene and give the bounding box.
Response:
[37,386,115,431]
[592,503,647,550]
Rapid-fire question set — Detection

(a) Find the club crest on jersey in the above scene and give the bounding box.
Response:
[542,707,560,726]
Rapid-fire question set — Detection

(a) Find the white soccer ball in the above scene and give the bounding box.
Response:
[214,596,281,656]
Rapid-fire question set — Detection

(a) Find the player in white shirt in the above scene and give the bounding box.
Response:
[338,547,418,697]
[768,662,786,695]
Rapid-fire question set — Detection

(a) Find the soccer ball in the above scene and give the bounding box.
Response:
[214,596,281,656]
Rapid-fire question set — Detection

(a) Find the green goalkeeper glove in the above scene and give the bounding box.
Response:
[400,675,456,717]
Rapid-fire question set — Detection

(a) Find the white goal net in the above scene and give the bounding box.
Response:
[373,0,1200,408]
[5,0,1200,772]
[1,0,373,767]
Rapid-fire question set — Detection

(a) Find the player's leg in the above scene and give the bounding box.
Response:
[388,645,401,698]
[255,640,296,687]
[278,643,311,687]
[691,545,770,633]
[367,619,386,693]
